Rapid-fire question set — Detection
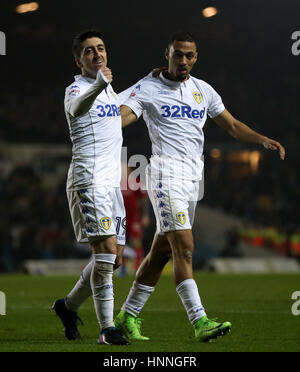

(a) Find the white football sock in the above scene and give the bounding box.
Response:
[65,259,93,312]
[121,281,154,317]
[176,278,206,325]
[90,253,116,330]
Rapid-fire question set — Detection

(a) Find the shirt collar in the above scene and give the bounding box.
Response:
[75,74,96,84]
[159,72,190,88]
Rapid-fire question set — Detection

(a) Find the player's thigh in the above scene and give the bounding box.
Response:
[166,229,194,253]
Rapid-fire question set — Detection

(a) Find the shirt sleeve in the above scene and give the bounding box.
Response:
[205,82,225,119]
[64,83,83,114]
[121,78,152,119]
[118,83,137,106]
[64,71,108,116]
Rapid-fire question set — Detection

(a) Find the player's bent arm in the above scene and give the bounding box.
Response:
[120,105,138,128]
[213,109,285,160]
[68,70,110,117]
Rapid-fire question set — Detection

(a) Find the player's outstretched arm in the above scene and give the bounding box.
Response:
[120,105,138,128]
[68,68,112,117]
[213,109,285,160]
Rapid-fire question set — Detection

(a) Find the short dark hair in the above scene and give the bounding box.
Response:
[72,29,104,58]
[167,31,198,50]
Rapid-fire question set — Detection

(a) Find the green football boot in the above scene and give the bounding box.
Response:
[194,316,231,342]
[115,310,149,341]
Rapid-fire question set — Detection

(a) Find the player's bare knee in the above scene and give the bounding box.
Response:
[90,235,117,255]
[172,245,194,263]
[167,229,193,246]
[183,249,193,263]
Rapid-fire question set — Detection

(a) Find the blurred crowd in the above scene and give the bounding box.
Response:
[204,151,298,230]
[0,148,299,272]
[0,83,68,144]
[0,165,75,272]
[203,151,300,260]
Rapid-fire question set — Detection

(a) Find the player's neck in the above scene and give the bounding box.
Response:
[162,71,190,83]
[82,70,97,80]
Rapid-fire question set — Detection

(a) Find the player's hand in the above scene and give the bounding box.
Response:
[100,67,113,84]
[263,138,285,160]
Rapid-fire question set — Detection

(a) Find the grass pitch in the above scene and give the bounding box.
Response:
[0,272,299,352]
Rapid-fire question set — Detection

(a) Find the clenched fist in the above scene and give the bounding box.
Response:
[99,67,113,84]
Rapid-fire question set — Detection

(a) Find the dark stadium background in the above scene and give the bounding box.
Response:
[0,0,299,272]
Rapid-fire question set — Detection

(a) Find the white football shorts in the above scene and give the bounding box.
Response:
[67,186,126,245]
[146,174,200,235]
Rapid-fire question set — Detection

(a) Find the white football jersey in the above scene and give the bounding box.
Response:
[123,73,225,180]
[64,75,123,190]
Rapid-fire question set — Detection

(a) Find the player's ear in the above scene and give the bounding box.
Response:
[165,48,169,61]
[194,51,198,63]
[75,58,83,69]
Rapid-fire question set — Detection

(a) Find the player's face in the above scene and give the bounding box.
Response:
[165,40,198,81]
[76,37,108,78]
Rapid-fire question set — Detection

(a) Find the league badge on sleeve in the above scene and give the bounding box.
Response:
[193,92,203,104]
[100,217,111,230]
